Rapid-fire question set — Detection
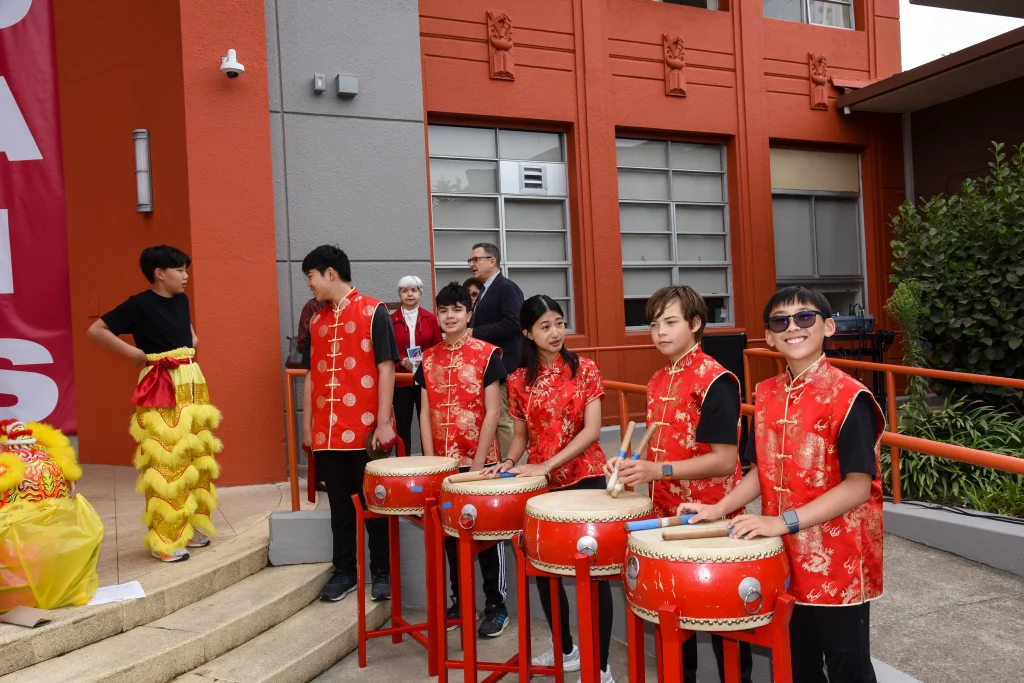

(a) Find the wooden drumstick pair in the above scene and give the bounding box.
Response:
[624,514,732,540]
[446,470,516,484]
[607,421,658,498]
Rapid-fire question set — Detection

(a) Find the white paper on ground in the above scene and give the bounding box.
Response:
[87,581,146,605]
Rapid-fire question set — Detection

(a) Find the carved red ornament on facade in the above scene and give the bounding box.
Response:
[487,11,515,81]
[809,52,829,110]
[663,34,687,97]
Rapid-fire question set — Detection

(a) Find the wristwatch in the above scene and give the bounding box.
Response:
[661,463,673,481]
[781,509,800,535]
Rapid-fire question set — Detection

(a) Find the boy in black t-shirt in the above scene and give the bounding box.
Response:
[88,246,223,563]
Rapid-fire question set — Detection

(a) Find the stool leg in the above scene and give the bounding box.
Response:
[458,531,477,683]
[515,538,532,681]
[658,606,682,683]
[574,555,598,683]
[655,627,665,683]
[626,604,646,683]
[771,594,796,683]
[433,509,449,681]
[389,515,403,644]
[551,577,565,683]
[353,495,367,668]
[423,503,438,678]
[722,637,741,683]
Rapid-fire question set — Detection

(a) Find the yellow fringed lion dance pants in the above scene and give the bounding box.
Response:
[129,348,221,553]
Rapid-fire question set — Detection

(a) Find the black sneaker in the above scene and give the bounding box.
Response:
[477,604,509,638]
[371,572,391,601]
[320,571,357,602]
[446,601,460,632]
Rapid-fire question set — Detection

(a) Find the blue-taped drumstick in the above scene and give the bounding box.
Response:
[624,513,696,532]
[446,470,517,484]
[605,421,637,494]
[610,422,659,498]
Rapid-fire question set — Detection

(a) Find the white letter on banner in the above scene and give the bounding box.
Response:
[0,77,42,162]
[0,210,12,294]
[0,339,60,423]
[0,0,33,30]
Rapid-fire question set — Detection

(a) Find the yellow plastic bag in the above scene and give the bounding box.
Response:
[0,495,103,613]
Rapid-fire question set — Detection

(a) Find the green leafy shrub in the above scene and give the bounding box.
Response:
[882,393,1024,517]
[884,279,929,413]
[890,142,1024,406]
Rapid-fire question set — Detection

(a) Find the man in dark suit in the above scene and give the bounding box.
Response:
[467,242,523,458]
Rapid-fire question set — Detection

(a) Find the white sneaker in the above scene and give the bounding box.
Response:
[531,643,581,673]
[598,665,615,683]
[151,548,189,563]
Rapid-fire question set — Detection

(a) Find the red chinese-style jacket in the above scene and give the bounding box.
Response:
[507,355,606,489]
[421,334,502,468]
[753,355,885,606]
[309,289,385,451]
[646,345,743,518]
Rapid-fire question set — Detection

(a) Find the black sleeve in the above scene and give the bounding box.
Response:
[695,376,741,446]
[100,295,140,337]
[413,365,425,387]
[472,281,524,344]
[483,349,507,387]
[372,306,400,365]
[837,393,879,478]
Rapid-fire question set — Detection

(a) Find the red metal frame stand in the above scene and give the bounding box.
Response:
[353,494,442,676]
[626,593,797,683]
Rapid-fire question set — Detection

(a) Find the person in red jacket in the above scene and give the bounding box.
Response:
[390,275,443,454]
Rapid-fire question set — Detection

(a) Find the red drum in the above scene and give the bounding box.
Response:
[439,476,549,540]
[363,456,459,516]
[524,489,654,577]
[624,523,790,631]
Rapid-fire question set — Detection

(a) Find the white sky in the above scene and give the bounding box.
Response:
[901,1,1024,70]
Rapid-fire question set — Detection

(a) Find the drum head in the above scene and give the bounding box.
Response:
[365,456,459,476]
[441,475,548,495]
[526,489,653,521]
[628,524,784,562]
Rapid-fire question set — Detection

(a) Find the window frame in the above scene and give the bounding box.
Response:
[616,138,734,331]
[427,125,576,329]
[764,0,855,30]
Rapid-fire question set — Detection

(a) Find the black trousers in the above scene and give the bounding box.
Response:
[392,385,422,455]
[683,634,754,683]
[535,476,614,672]
[790,602,877,683]
[317,449,390,576]
[444,537,508,610]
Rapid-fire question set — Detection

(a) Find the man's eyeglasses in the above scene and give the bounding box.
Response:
[467,256,494,265]
[766,310,826,334]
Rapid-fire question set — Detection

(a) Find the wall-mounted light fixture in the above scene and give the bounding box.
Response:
[133,129,153,213]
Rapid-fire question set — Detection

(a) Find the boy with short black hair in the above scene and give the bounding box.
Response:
[607,285,751,683]
[414,282,510,638]
[681,285,884,683]
[301,245,399,603]
[88,245,222,563]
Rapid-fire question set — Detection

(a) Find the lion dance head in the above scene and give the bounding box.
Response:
[0,419,81,510]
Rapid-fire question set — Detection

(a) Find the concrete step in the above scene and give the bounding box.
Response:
[1,561,329,683]
[175,593,391,683]
[0,524,271,677]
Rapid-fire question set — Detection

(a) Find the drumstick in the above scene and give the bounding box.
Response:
[446,471,517,484]
[624,513,696,532]
[610,422,659,498]
[605,421,637,493]
[661,523,733,542]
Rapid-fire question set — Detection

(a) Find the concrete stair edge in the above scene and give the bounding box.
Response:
[175,595,391,683]
[0,561,331,683]
[0,523,270,677]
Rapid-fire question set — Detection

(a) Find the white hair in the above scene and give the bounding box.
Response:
[398,275,424,291]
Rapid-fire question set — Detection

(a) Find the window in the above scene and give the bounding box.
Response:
[763,0,854,29]
[654,0,720,8]
[616,138,732,329]
[770,149,865,315]
[428,125,574,326]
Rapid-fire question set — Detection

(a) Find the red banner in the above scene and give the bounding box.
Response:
[0,0,76,432]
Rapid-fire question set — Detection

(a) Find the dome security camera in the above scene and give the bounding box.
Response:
[221,49,245,78]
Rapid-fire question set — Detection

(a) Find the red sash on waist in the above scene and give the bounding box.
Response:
[131,357,185,408]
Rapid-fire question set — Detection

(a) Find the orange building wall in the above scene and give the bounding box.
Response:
[54,0,285,485]
[419,0,905,403]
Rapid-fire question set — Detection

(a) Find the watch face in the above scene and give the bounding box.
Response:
[662,464,673,477]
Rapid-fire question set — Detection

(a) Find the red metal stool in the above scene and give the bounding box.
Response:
[625,593,796,683]
[511,534,605,683]
[353,492,443,676]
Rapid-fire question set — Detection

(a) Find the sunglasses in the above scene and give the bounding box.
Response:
[766,310,826,334]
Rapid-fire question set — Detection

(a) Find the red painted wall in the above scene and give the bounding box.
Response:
[419,0,905,400]
[54,0,285,485]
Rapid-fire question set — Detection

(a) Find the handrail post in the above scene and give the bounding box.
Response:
[618,389,629,442]
[285,371,300,512]
[885,371,901,505]
[742,350,753,405]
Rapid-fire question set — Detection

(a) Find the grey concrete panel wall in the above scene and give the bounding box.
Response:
[265,0,281,113]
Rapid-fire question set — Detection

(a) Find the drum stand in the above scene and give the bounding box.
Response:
[429,507,566,683]
[625,593,796,683]
[511,535,605,683]
[352,494,443,677]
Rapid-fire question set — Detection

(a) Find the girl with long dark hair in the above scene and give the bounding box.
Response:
[493,294,615,682]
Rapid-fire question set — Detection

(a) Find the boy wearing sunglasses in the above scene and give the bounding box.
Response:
[679,285,884,683]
